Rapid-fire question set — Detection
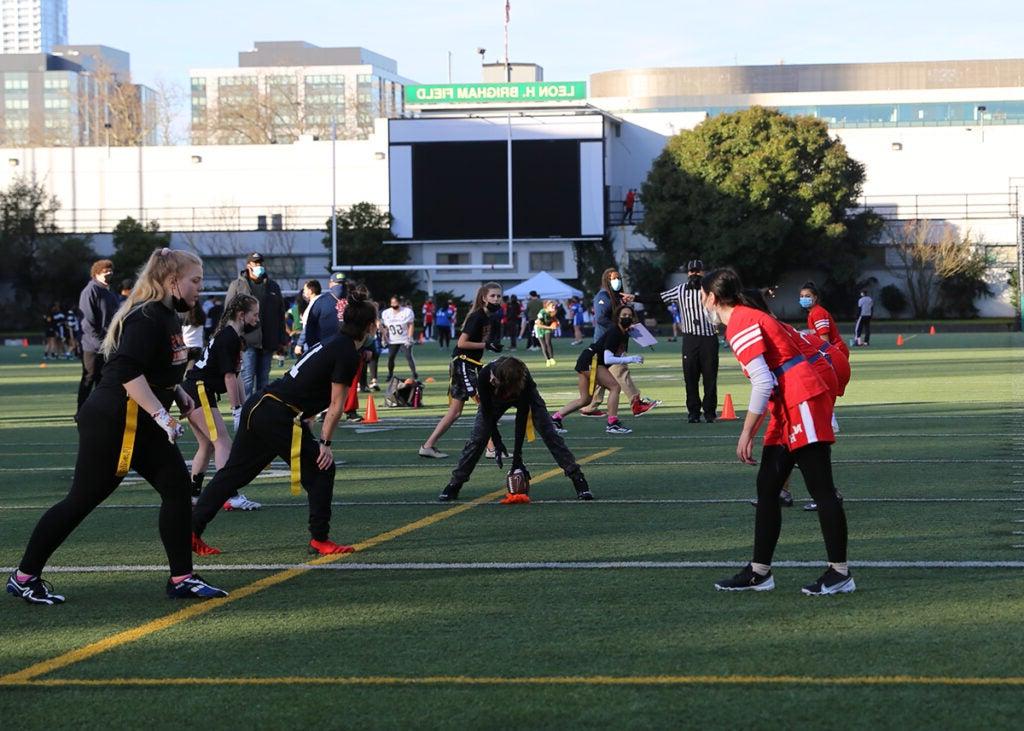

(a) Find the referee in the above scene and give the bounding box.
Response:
[660,259,719,423]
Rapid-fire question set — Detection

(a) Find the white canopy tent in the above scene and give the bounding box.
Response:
[503,271,583,300]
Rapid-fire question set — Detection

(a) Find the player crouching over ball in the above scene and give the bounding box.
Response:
[438,356,594,503]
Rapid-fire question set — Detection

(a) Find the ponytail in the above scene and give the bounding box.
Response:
[463,281,501,329]
[213,294,258,339]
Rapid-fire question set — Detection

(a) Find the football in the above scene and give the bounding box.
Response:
[506,469,530,496]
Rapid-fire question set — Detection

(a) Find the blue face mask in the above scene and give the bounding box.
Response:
[799,296,813,309]
[251,266,265,278]
[610,278,622,292]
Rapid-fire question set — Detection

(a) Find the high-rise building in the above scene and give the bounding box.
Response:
[0,0,68,54]
[190,41,416,145]
[0,44,156,147]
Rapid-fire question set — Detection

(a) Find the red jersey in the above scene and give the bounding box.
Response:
[807,304,849,357]
[422,301,435,324]
[728,305,833,450]
[785,324,846,400]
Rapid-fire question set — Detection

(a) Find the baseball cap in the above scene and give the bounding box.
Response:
[686,259,704,272]
[247,252,264,263]
[331,272,346,283]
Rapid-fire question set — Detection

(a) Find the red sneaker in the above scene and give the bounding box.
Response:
[192,532,221,556]
[579,409,606,418]
[631,399,657,417]
[309,539,355,555]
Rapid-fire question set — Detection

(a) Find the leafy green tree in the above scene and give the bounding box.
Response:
[111,217,171,280]
[624,254,668,317]
[572,236,617,299]
[637,107,880,294]
[322,202,416,302]
[0,178,60,295]
[33,235,99,310]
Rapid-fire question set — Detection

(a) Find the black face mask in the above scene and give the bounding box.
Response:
[620,317,634,328]
[171,296,192,313]
[243,321,259,334]
[486,303,500,313]
[392,305,400,310]
[689,273,702,284]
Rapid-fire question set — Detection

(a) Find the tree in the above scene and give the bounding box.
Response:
[572,236,617,299]
[322,203,416,302]
[33,235,99,310]
[112,217,171,280]
[637,107,880,290]
[887,220,989,318]
[624,253,668,317]
[0,178,60,309]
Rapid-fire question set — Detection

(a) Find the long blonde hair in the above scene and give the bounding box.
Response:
[463,281,501,329]
[102,247,203,357]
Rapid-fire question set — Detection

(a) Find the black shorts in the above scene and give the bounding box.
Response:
[449,358,481,402]
[574,349,599,374]
[180,378,220,406]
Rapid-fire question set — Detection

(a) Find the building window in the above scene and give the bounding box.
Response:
[529,251,564,272]
[437,253,470,268]
[482,251,517,269]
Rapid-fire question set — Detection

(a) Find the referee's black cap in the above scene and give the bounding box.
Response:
[686,259,704,272]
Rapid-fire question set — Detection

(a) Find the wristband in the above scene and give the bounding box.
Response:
[318,438,332,446]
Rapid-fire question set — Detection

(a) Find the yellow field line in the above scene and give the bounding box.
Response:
[2,674,1023,688]
[0,447,620,685]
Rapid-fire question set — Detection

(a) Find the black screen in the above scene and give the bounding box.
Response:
[409,140,582,240]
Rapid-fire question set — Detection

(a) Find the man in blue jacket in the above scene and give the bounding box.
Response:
[76,259,120,414]
[304,272,347,348]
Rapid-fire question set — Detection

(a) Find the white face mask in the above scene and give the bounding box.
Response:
[703,296,722,327]
[610,278,622,292]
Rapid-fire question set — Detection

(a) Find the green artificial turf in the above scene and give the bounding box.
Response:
[1,332,1022,730]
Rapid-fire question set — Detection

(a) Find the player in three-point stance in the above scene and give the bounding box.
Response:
[438,356,594,503]
[191,291,379,557]
[8,248,228,604]
[702,268,854,596]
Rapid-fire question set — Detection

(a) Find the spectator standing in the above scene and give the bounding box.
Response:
[506,294,521,350]
[422,297,435,341]
[118,279,134,304]
[435,303,452,349]
[304,274,348,350]
[569,297,585,345]
[622,188,636,224]
[855,290,873,346]
[524,291,543,350]
[77,259,120,412]
[226,252,287,398]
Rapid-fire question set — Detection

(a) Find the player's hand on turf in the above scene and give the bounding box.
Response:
[152,408,185,444]
[316,443,333,470]
[736,431,757,465]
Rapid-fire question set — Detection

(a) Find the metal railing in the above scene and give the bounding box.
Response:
[52,203,389,234]
[855,192,1018,221]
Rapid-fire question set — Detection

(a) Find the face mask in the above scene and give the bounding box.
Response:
[799,296,813,309]
[392,304,400,310]
[486,303,500,313]
[610,278,622,292]
[171,283,192,313]
[251,266,265,279]
[703,297,722,327]
[243,321,259,334]
[620,317,634,328]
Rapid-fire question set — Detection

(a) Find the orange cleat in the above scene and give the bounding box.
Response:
[191,532,221,556]
[309,539,355,555]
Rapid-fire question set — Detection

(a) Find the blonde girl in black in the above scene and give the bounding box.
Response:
[8,248,228,604]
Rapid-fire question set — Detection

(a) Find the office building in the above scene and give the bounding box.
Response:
[0,0,67,54]
[189,41,416,145]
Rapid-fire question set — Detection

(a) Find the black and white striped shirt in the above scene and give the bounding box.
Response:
[660,282,718,337]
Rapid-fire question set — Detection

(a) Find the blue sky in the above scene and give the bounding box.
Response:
[72,0,1024,89]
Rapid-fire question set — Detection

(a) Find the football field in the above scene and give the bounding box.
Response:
[1,332,1022,729]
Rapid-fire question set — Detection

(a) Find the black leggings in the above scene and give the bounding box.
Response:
[387,343,418,380]
[19,395,194,577]
[437,327,451,349]
[192,396,336,541]
[754,443,847,565]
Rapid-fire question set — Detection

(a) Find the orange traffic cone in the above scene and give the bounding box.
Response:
[425,376,436,384]
[720,394,737,420]
[363,395,379,424]
[39,362,47,368]
[896,334,904,346]
[928,325,936,335]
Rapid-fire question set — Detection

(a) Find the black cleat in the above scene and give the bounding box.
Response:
[801,568,856,595]
[438,483,461,502]
[166,573,229,599]
[704,414,716,423]
[7,572,65,605]
[569,470,594,500]
[714,563,775,592]
[687,415,701,423]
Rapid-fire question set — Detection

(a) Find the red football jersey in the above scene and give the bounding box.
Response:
[807,304,849,357]
[726,305,828,409]
[783,324,850,399]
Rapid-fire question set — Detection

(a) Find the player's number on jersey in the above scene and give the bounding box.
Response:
[290,342,323,378]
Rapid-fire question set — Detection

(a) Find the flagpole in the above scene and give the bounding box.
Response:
[504,1,511,82]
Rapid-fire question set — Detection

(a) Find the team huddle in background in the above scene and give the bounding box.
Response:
[8,248,856,607]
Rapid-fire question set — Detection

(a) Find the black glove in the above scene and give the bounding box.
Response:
[486,341,503,353]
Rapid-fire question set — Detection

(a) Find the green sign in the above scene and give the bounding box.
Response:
[405,81,587,105]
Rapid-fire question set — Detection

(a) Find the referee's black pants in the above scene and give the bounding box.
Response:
[450,390,580,487]
[19,394,194,577]
[193,395,336,541]
[682,334,719,419]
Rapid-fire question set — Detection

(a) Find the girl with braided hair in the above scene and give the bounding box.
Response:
[181,293,261,509]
